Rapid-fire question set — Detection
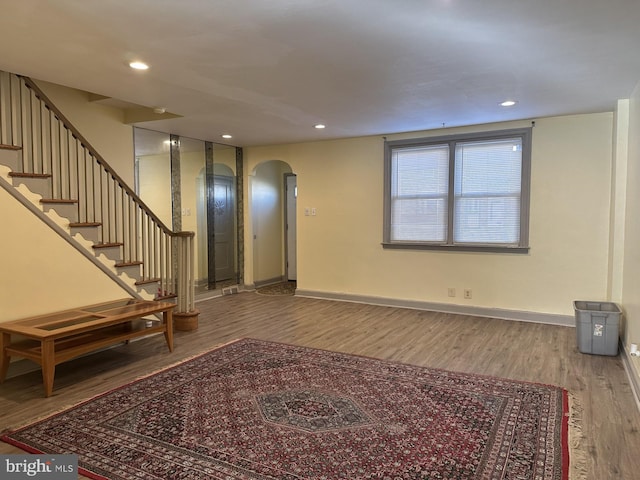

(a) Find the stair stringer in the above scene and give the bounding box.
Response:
[0,156,154,301]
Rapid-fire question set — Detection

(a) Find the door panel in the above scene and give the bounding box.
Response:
[208,175,235,282]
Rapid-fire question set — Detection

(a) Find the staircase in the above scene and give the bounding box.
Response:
[0,71,198,321]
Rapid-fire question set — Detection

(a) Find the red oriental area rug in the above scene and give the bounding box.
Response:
[1,338,569,480]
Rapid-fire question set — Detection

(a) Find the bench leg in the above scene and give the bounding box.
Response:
[164,310,174,352]
[0,332,10,383]
[41,339,56,397]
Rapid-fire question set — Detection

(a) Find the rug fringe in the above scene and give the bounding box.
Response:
[568,392,588,480]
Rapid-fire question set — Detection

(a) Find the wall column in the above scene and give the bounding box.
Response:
[236,147,244,286]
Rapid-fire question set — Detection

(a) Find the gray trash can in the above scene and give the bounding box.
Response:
[574,301,621,356]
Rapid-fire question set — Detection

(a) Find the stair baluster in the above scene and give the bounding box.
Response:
[0,70,197,320]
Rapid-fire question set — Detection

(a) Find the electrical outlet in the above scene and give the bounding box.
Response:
[464,289,472,299]
[447,288,456,297]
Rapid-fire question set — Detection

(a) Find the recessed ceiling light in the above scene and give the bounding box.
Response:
[129,61,149,70]
[314,124,326,129]
[221,134,233,139]
[500,100,517,107]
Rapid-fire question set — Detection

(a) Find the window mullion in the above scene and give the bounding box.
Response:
[446,141,456,245]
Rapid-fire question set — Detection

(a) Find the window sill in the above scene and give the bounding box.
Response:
[381,242,530,254]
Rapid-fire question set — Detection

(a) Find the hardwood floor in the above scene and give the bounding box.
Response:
[1,292,638,479]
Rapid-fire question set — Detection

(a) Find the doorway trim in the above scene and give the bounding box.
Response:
[284,173,297,281]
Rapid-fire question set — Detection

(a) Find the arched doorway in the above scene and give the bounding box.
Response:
[250,160,296,287]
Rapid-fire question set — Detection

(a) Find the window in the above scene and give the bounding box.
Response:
[383,128,531,252]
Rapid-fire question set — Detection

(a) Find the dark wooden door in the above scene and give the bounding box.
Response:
[208,175,235,283]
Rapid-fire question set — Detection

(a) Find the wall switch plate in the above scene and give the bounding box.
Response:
[448,288,456,297]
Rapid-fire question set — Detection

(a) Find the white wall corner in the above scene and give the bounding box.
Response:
[608,99,630,304]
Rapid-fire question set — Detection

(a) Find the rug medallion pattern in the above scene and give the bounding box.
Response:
[1,338,568,480]
[256,390,372,432]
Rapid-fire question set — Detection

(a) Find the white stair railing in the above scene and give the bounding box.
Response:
[0,70,197,316]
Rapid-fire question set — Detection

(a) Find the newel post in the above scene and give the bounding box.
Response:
[173,231,200,331]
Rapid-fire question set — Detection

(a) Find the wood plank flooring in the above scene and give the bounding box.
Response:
[1,292,638,479]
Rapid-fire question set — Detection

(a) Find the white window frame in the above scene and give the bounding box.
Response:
[383,128,532,253]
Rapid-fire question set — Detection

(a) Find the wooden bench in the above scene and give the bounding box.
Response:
[0,298,175,397]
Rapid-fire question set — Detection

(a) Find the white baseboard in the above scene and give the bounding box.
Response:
[621,342,640,412]
[294,289,575,327]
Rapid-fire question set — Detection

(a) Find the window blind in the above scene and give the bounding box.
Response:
[453,138,522,244]
[390,145,449,242]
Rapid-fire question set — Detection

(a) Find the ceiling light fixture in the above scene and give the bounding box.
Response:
[221,134,233,139]
[129,61,149,70]
[500,100,517,107]
[314,124,326,129]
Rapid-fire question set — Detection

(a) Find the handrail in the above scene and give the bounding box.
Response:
[20,76,175,236]
[0,71,197,315]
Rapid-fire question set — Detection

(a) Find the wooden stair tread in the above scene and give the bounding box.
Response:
[40,198,78,204]
[135,278,161,285]
[115,261,144,267]
[69,222,102,227]
[0,144,21,151]
[9,172,52,178]
[92,242,123,249]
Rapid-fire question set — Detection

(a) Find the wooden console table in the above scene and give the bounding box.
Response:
[0,298,175,397]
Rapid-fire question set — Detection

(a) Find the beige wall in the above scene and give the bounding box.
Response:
[35,79,135,185]
[0,188,126,322]
[245,113,614,316]
[622,82,640,350]
[214,145,237,173]
[609,100,629,304]
[137,153,173,228]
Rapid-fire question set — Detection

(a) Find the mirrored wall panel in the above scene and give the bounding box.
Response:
[134,129,172,228]
[134,127,239,292]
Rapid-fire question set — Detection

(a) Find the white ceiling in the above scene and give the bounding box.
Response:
[1,0,639,147]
